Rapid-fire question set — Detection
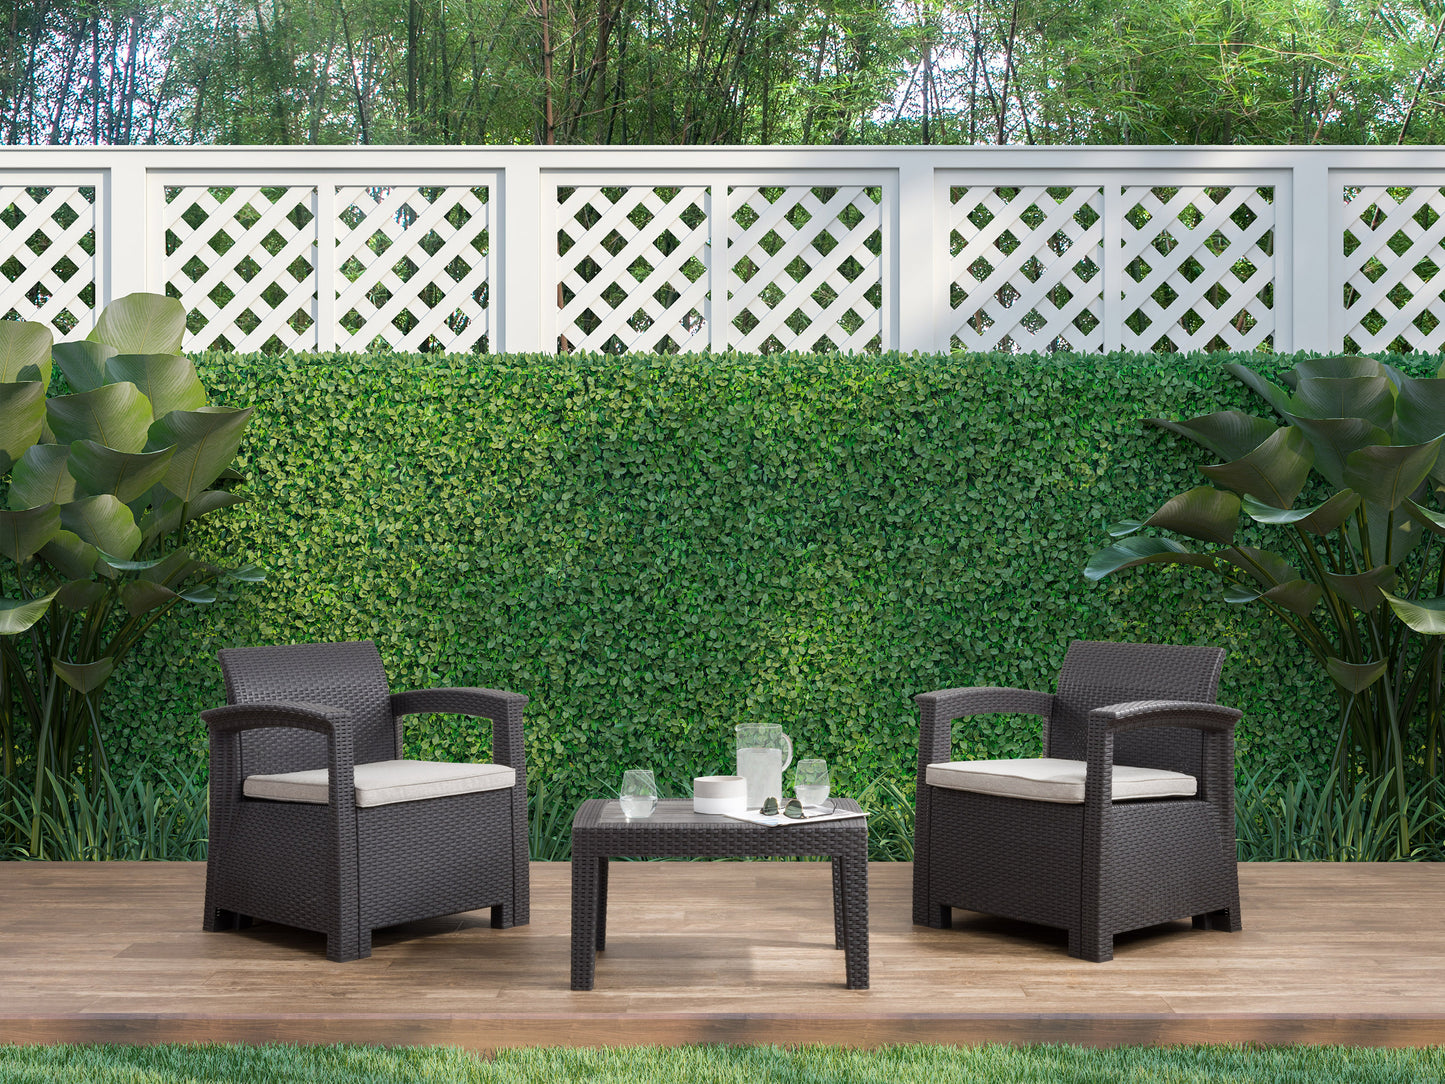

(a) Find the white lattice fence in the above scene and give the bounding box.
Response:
[728,185,882,354]
[947,185,1103,353]
[556,185,708,353]
[337,184,490,353]
[1121,185,1276,352]
[1342,185,1445,354]
[0,185,97,335]
[164,185,319,352]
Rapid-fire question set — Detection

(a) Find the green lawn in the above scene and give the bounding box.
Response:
[0,1044,1442,1083]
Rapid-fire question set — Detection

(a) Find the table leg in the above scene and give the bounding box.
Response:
[570,849,600,990]
[837,849,869,989]
[831,857,844,950]
[596,855,609,950]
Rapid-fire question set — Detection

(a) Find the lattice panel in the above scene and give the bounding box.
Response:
[164,185,318,352]
[1342,186,1445,354]
[556,186,708,353]
[0,185,97,336]
[336,185,490,352]
[729,186,882,353]
[948,186,1102,353]
[1121,185,1275,352]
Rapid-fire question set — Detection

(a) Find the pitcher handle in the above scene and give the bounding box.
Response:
[779,732,793,773]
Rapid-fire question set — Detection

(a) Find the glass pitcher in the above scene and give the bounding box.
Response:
[735,724,794,809]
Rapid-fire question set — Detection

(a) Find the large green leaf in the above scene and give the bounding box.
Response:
[1289,376,1394,428]
[148,406,253,501]
[53,656,114,694]
[1326,657,1388,693]
[1144,486,1241,545]
[107,354,207,418]
[1084,536,1216,581]
[1199,426,1314,508]
[139,489,246,543]
[119,580,179,618]
[1386,368,1445,446]
[40,530,98,580]
[0,380,47,474]
[0,505,61,563]
[0,591,58,635]
[1240,490,1361,536]
[1382,591,1445,635]
[67,441,176,504]
[0,320,52,386]
[1323,565,1397,613]
[1403,498,1445,536]
[88,293,185,355]
[58,495,141,560]
[1218,545,1297,587]
[55,580,105,613]
[1225,363,1294,416]
[47,383,154,453]
[1285,415,1390,490]
[1223,578,1322,616]
[9,445,76,509]
[1146,411,1277,462]
[1295,355,1385,381]
[1343,439,1443,510]
[51,341,116,393]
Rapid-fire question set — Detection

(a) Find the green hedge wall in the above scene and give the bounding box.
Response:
[105,349,1399,804]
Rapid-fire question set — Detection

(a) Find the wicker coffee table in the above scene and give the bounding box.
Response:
[570,798,869,990]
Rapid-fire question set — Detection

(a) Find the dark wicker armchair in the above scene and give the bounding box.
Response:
[201,640,529,962]
[913,640,1242,961]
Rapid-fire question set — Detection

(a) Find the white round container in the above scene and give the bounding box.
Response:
[693,775,747,815]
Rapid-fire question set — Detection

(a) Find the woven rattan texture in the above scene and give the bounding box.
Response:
[202,640,530,961]
[912,640,1241,962]
[570,799,868,990]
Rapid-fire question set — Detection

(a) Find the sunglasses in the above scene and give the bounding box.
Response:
[759,797,829,819]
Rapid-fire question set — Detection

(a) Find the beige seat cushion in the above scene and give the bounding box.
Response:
[244,759,515,808]
[925,757,1196,804]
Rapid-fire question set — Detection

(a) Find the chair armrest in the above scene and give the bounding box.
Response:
[201,700,351,736]
[389,688,528,771]
[1088,700,1241,736]
[914,687,1053,767]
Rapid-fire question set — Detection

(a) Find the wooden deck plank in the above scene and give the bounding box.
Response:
[1,861,1443,1048]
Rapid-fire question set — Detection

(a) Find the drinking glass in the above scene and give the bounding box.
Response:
[619,769,658,819]
[794,759,830,808]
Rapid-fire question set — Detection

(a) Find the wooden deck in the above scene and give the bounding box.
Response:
[2,861,1444,1048]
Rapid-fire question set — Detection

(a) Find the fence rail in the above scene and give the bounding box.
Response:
[3,145,1445,355]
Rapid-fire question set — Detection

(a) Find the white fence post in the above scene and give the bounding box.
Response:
[105,159,149,306]
[895,158,936,353]
[1289,162,1333,354]
[500,161,545,354]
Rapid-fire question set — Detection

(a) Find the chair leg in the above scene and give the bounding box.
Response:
[326,927,370,963]
[204,906,241,932]
[1069,926,1113,962]
[491,903,514,929]
[1193,906,1242,932]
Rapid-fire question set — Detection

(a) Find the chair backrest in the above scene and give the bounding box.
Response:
[1046,640,1225,778]
[218,640,399,776]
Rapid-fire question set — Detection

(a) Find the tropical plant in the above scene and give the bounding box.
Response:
[1087,354,1445,852]
[0,293,259,853]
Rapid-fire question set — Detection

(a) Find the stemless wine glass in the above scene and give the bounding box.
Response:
[794,759,830,808]
[619,769,658,819]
